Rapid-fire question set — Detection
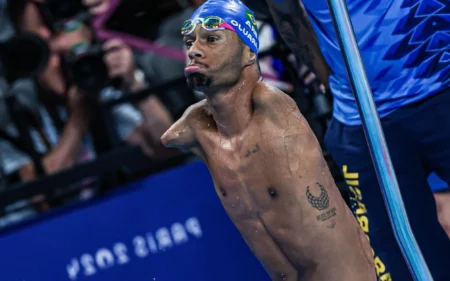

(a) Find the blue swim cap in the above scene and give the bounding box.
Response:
[187,0,259,55]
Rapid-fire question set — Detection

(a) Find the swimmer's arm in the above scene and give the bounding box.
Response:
[161,99,213,154]
[161,102,201,151]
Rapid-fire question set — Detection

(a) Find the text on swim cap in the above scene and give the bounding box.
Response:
[230,19,258,50]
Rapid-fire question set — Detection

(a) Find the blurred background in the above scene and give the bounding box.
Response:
[0,0,344,280]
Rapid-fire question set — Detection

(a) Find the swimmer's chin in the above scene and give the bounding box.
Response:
[186,73,212,90]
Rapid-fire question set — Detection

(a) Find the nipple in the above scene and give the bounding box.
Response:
[268,187,277,198]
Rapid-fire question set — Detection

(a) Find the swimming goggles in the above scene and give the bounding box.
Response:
[181,16,235,36]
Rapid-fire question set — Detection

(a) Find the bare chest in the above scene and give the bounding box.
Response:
[200,133,294,216]
[208,141,264,188]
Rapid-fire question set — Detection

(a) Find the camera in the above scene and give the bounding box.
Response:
[66,42,110,93]
[46,0,111,93]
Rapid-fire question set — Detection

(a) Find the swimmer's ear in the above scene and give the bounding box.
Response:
[244,47,257,66]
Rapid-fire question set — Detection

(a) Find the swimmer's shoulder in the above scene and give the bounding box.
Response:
[252,81,300,118]
[183,99,209,120]
[182,99,215,129]
[161,99,212,152]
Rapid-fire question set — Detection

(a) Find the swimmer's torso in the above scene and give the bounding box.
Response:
[184,84,376,281]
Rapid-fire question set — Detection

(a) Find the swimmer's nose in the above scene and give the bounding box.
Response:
[188,42,205,60]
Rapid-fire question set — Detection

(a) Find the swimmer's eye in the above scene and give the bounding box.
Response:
[185,40,194,48]
[207,36,219,43]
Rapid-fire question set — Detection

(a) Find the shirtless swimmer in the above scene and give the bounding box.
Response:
[161,0,376,280]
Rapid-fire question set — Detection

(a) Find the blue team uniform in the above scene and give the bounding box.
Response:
[303,0,450,125]
[301,1,450,280]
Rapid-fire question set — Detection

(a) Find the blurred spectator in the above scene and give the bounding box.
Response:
[83,0,202,119]
[1,0,175,184]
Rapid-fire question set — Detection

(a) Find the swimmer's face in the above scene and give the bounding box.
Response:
[183,25,250,91]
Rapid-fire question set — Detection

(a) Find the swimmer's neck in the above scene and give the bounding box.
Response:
[204,72,262,137]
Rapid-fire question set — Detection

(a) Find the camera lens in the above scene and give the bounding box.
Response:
[71,53,109,93]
